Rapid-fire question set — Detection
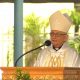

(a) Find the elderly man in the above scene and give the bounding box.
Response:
[34,11,80,67]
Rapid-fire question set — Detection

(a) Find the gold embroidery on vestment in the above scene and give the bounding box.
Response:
[48,53,65,67]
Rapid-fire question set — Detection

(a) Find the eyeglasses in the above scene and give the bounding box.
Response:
[50,32,67,37]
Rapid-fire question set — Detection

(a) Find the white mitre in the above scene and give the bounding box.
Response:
[49,11,73,33]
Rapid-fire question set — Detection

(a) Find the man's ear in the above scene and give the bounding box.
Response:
[64,35,68,41]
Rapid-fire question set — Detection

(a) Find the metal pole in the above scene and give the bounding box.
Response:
[14,0,23,66]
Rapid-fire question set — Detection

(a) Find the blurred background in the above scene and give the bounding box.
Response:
[0,0,80,67]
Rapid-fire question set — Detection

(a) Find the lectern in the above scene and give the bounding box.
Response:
[1,67,80,80]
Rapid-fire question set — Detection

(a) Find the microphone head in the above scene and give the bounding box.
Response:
[44,40,51,46]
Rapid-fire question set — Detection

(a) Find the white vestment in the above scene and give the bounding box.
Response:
[34,43,80,67]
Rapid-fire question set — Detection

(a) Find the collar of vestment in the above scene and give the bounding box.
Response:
[48,42,69,53]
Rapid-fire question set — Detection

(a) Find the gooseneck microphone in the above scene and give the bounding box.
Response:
[14,40,51,66]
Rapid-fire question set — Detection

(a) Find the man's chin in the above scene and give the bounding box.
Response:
[53,44,59,48]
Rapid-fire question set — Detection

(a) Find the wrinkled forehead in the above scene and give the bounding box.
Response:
[51,30,67,34]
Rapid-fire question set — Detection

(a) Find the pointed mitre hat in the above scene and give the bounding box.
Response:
[49,11,73,33]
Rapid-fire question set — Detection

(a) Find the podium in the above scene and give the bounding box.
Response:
[1,67,80,80]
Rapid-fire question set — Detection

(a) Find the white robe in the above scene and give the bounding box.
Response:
[34,43,80,67]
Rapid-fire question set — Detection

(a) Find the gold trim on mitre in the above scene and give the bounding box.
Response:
[49,11,72,33]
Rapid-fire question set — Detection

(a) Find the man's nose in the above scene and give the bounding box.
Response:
[52,34,57,37]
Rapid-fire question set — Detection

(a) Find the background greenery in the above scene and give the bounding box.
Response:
[23,13,49,66]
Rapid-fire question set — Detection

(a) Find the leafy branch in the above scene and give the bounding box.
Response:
[16,68,31,80]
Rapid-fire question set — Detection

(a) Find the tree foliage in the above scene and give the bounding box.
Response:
[23,13,49,66]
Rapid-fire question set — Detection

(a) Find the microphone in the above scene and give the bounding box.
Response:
[14,40,51,66]
[44,40,51,46]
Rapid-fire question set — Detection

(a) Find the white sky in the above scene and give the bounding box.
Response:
[0,3,74,29]
[23,3,74,17]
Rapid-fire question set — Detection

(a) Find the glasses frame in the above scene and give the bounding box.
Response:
[50,32,67,37]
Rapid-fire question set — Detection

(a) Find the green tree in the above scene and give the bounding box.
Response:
[23,13,49,66]
[68,36,80,54]
[16,68,31,80]
[70,10,80,34]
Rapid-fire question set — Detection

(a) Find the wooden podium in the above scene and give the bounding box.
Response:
[1,67,80,80]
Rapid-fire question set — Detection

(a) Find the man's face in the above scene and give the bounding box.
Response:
[50,30,68,48]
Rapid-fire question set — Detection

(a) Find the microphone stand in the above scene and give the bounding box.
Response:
[14,44,44,67]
